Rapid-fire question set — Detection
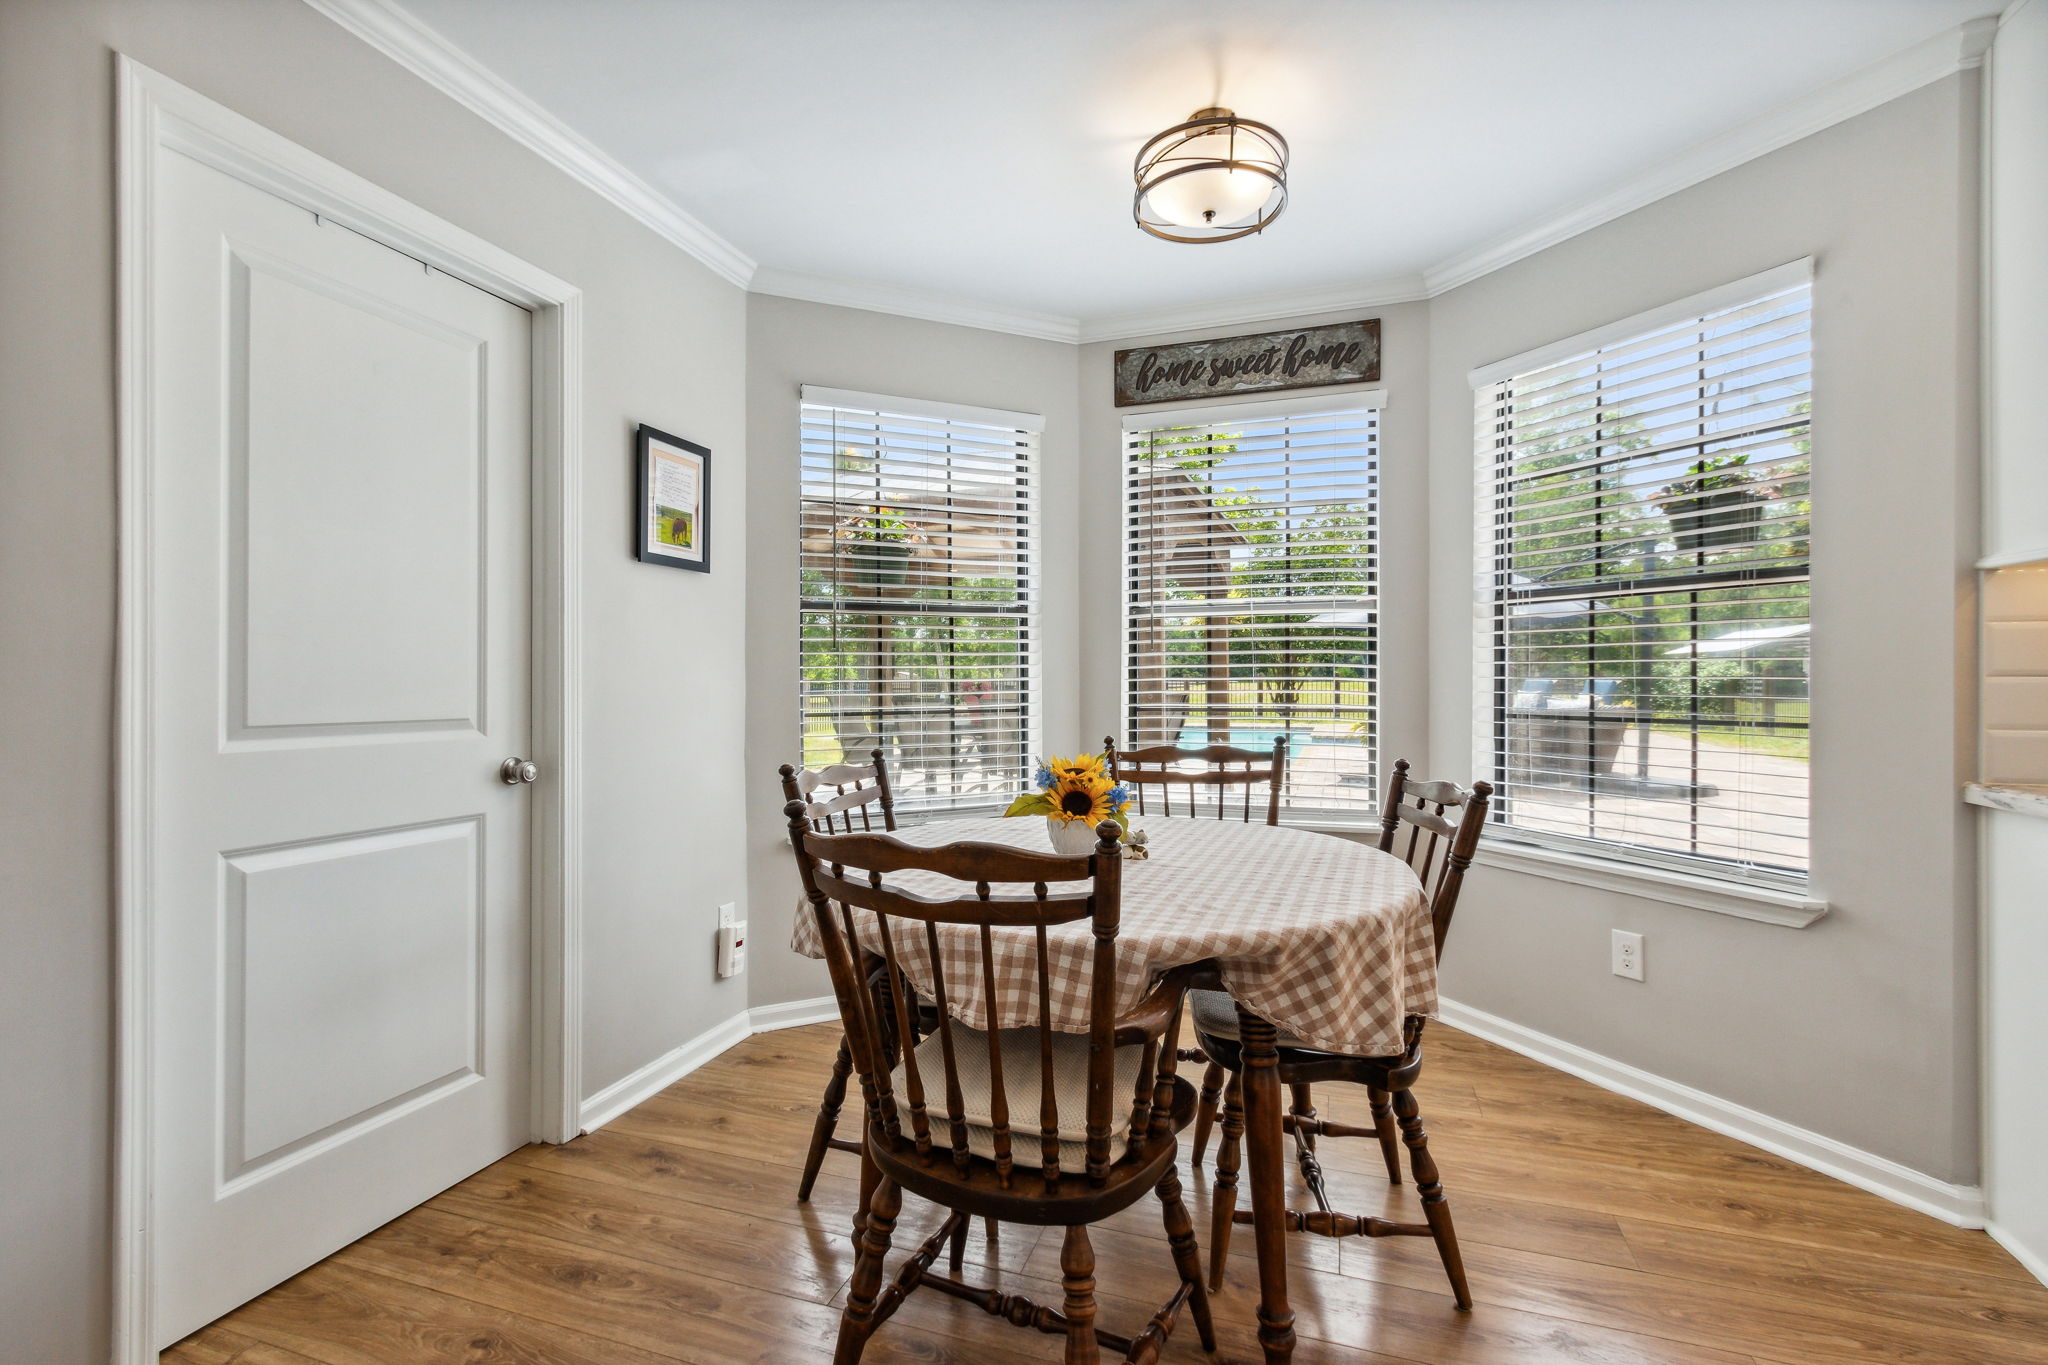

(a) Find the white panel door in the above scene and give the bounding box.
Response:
[149,146,534,1346]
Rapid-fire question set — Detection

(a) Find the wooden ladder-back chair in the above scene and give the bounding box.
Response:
[785,807,1215,1365]
[1103,734,1303,1169]
[1189,758,1493,1310]
[1105,733,1287,825]
[781,752,899,1205]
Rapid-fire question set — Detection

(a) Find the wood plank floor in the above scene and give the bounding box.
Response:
[165,1021,2048,1364]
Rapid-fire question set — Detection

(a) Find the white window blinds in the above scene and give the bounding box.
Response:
[800,389,1039,818]
[1475,268,1812,882]
[1124,399,1380,823]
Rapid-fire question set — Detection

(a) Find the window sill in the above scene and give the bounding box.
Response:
[1474,839,1829,928]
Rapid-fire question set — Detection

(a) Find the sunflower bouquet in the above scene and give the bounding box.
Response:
[1003,751,1134,853]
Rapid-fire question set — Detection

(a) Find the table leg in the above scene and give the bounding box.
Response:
[1236,1004,1296,1364]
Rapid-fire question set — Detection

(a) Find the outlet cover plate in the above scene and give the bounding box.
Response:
[1612,929,1645,981]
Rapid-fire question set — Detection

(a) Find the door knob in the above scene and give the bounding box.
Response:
[499,757,540,785]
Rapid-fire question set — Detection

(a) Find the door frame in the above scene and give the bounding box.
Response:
[114,56,585,1363]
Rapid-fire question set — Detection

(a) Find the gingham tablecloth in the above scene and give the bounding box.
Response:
[788,815,1435,1058]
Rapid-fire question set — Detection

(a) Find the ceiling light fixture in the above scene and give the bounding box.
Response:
[1133,107,1288,244]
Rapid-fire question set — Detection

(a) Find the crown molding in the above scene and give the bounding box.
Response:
[305,4,1992,340]
[1074,274,1430,345]
[300,0,756,289]
[750,266,1082,342]
[1423,16,1998,296]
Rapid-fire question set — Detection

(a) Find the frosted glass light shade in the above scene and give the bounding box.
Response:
[1133,109,1288,244]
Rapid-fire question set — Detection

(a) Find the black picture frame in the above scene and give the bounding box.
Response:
[634,424,711,573]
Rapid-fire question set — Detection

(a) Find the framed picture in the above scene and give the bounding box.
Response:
[635,424,710,572]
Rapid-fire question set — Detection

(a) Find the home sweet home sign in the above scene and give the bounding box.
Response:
[1113,318,1381,407]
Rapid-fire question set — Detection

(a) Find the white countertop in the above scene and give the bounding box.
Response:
[1965,783,2048,820]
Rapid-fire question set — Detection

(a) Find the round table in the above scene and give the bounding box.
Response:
[789,813,1434,1364]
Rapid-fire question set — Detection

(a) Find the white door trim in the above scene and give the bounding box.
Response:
[114,56,584,1363]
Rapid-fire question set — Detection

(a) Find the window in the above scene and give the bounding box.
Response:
[800,387,1039,818]
[1474,264,1812,883]
[1123,396,1382,824]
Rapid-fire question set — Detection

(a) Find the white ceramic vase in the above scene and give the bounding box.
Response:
[1046,817,1099,856]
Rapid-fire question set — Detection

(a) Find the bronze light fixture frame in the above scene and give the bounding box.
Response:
[1133,106,1290,244]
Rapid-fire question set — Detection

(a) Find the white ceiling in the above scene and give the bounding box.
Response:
[387,0,1990,327]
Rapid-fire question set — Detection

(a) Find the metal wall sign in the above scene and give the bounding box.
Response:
[1113,318,1381,407]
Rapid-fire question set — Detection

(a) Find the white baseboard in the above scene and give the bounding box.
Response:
[1437,998,1987,1229]
[750,994,841,1033]
[1989,1222,2048,1287]
[576,996,839,1133]
[578,1010,752,1134]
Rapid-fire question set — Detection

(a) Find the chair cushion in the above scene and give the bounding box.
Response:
[1188,988,1307,1047]
[887,1025,1150,1170]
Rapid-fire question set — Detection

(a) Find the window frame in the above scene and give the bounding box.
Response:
[798,385,1043,822]
[1468,262,1819,898]
[1119,389,1388,829]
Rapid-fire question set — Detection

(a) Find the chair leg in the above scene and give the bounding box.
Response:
[853,1142,879,1250]
[1288,1082,1317,1151]
[1207,1071,1245,1292]
[1289,1081,1330,1213]
[798,1035,855,1202]
[1060,1224,1100,1365]
[1156,1165,1217,1352]
[834,1175,900,1364]
[1190,1060,1225,1168]
[1393,1087,1471,1311]
[948,1213,968,1273]
[1368,1084,1403,1185]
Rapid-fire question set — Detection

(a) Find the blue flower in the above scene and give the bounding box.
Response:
[1033,765,1056,790]
[1106,784,1130,806]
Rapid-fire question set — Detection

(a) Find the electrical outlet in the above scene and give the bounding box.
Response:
[1611,929,1645,981]
[718,901,738,927]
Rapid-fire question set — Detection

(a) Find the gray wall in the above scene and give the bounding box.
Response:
[1981,0,2048,1278]
[1424,74,1982,1182]
[0,3,749,1360]
[743,294,1082,1010]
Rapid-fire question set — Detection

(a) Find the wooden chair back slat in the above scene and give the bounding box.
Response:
[873,905,933,1157]
[786,804,1166,1200]
[780,750,896,835]
[917,917,970,1173]
[976,918,1014,1187]
[1035,922,1060,1183]
[1104,734,1288,826]
[1375,758,1495,959]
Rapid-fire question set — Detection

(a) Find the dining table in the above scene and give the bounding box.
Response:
[789,811,1436,1365]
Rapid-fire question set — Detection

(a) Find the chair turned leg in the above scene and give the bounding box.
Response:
[1393,1087,1471,1311]
[1368,1084,1403,1184]
[834,1175,900,1364]
[1060,1224,1100,1365]
[1288,1081,1330,1213]
[1156,1165,1218,1352]
[1288,1082,1317,1151]
[948,1214,968,1273]
[853,1143,879,1250]
[799,1035,855,1202]
[1207,1071,1246,1292]
[1190,1060,1226,1168]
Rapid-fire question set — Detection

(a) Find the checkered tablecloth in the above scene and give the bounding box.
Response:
[788,815,1435,1058]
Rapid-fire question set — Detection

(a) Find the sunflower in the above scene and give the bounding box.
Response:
[1005,750,1133,829]
[1051,752,1108,783]
[1049,771,1117,825]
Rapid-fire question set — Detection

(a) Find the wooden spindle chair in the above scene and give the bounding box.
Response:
[1104,732,1287,826]
[1190,759,1493,1310]
[1103,734,1296,1167]
[785,806,1215,1365]
[782,752,901,1205]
